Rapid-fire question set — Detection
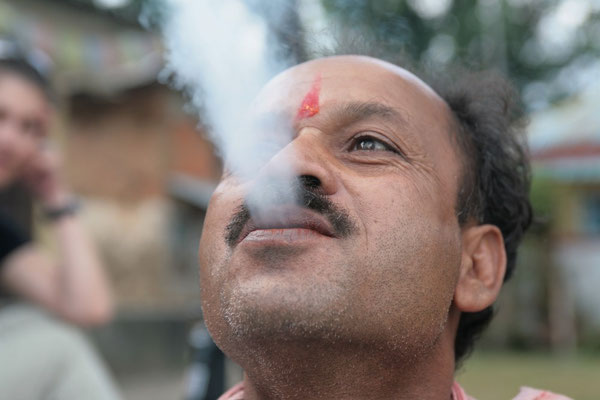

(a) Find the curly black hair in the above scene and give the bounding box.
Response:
[432,70,533,365]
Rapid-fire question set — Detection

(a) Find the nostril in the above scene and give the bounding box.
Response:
[299,175,321,189]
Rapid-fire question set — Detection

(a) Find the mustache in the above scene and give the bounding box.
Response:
[224,179,357,246]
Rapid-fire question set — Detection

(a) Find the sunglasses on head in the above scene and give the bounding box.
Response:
[0,38,53,79]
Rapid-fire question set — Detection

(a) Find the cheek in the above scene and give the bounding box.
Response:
[14,137,38,164]
[366,206,460,287]
[351,179,462,319]
[360,214,461,343]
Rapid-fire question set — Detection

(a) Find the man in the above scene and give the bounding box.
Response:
[0,44,121,400]
[198,55,571,399]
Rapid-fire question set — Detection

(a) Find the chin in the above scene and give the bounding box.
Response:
[213,277,352,344]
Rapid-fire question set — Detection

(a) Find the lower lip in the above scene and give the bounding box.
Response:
[242,228,330,244]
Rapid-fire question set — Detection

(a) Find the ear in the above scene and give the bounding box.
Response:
[454,224,507,313]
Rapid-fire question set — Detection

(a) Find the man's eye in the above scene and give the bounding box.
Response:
[351,136,395,152]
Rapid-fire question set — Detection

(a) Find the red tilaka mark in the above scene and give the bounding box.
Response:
[296,74,322,120]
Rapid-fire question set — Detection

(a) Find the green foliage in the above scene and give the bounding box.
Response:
[320,0,600,107]
[457,351,600,400]
[77,0,600,107]
[529,175,558,220]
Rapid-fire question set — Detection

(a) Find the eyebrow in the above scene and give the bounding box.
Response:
[249,101,408,136]
[314,101,408,130]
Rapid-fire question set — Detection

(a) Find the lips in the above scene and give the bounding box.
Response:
[236,206,335,245]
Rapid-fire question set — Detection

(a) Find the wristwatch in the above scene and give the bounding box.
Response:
[43,198,81,220]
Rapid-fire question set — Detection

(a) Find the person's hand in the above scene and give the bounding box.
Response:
[21,145,71,209]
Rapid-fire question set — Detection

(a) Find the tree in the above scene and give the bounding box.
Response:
[320,0,600,109]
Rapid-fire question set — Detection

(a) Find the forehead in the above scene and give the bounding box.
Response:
[254,56,444,116]
[0,73,48,109]
[250,56,462,186]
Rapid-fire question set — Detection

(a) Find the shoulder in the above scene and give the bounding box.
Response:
[218,382,245,400]
[454,382,573,400]
[512,387,573,400]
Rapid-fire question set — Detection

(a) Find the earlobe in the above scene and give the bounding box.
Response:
[454,224,507,313]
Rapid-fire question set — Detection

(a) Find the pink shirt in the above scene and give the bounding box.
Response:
[218,381,573,400]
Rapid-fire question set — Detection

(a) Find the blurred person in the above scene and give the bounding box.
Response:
[0,41,121,400]
[198,54,573,400]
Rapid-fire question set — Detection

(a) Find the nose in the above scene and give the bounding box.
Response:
[254,129,339,196]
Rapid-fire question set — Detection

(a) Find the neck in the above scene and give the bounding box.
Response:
[232,331,456,400]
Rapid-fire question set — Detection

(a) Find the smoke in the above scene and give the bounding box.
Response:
[145,0,319,219]
[149,0,303,181]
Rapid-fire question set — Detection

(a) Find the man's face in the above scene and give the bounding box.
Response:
[0,73,49,187]
[199,56,465,356]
